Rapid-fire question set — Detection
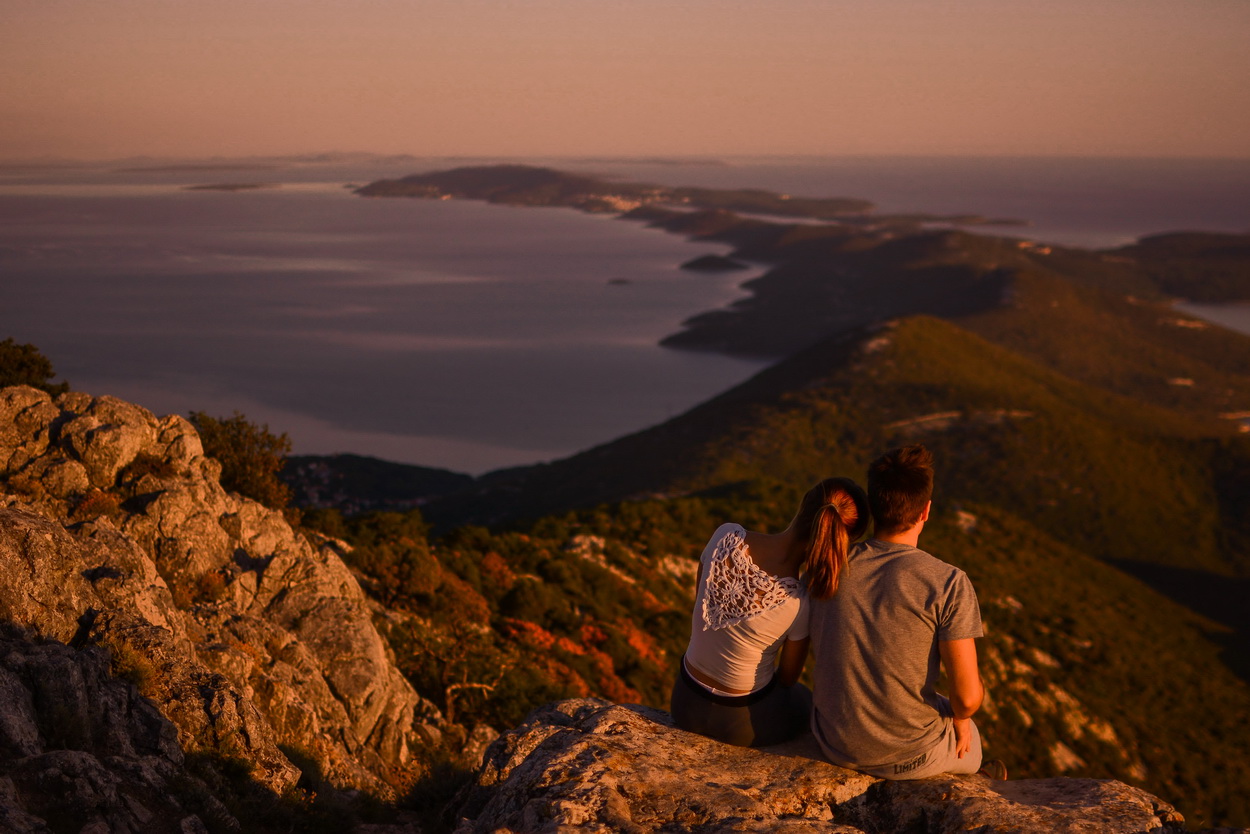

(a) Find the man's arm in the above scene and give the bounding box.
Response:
[939,637,984,757]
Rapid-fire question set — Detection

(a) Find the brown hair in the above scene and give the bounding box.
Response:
[867,444,934,536]
[795,477,869,600]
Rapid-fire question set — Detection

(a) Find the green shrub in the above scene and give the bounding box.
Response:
[190,411,292,509]
[0,337,68,394]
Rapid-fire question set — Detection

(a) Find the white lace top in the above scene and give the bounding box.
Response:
[685,523,810,693]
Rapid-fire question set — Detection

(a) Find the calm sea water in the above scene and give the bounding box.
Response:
[1175,302,1250,338]
[2,156,1247,473]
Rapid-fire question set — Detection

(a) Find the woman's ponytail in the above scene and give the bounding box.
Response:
[798,478,868,601]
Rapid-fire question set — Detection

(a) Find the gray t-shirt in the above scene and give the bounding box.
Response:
[810,539,982,772]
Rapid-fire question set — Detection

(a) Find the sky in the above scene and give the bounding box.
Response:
[3,0,1249,160]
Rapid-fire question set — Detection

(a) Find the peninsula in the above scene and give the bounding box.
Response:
[358,165,1250,357]
[357,163,1022,229]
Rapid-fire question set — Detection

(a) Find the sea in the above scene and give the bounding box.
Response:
[2,155,1248,474]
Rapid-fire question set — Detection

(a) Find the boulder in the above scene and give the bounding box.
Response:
[452,699,1190,834]
[0,385,444,795]
[0,387,58,473]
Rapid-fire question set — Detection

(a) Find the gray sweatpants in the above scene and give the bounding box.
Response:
[858,715,983,780]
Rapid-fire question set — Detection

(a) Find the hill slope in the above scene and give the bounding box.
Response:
[349,312,1250,826]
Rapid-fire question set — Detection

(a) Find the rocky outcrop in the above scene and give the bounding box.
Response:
[0,623,234,833]
[453,700,1195,834]
[0,385,444,797]
[0,509,298,794]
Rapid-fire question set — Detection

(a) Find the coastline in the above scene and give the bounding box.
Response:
[355,164,1250,359]
[7,155,1250,473]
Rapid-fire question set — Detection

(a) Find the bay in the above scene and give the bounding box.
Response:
[3,155,1248,474]
[0,169,765,474]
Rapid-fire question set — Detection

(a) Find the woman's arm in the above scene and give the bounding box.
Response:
[778,637,810,686]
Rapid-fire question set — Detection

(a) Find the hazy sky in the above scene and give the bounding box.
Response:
[4,0,1249,160]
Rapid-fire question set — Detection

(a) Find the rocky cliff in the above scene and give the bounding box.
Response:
[452,699,1222,834]
[0,384,447,827]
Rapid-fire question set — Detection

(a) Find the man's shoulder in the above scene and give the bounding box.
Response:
[854,541,970,583]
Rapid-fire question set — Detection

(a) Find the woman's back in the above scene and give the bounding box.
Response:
[685,523,809,694]
[669,478,867,748]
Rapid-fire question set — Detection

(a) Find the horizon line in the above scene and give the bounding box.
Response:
[4,151,1250,167]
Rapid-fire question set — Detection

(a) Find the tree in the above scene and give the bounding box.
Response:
[189,411,292,509]
[0,338,69,394]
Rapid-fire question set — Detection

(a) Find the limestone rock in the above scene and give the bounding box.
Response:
[453,699,1189,834]
[0,384,444,796]
[0,624,228,833]
[85,609,301,793]
[0,386,58,473]
[454,700,877,833]
[848,774,1188,833]
[0,507,107,639]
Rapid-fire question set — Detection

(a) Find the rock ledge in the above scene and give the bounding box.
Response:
[453,699,1191,834]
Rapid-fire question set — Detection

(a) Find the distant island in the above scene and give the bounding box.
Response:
[184,182,280,192]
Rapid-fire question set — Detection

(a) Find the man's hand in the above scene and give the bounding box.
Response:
[953,717,972,758]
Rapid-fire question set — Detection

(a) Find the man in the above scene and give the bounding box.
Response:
[810,444,1001,779]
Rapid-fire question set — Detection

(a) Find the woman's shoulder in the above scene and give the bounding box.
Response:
[701,522,745,557]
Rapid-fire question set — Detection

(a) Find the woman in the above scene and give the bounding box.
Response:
[670,477,869,747]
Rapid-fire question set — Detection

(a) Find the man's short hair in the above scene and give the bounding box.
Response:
[867,444,934,535]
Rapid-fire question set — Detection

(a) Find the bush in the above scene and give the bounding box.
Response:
[189,411,292,509]
[0,337,68,394]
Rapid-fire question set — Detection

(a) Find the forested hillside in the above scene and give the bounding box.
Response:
[304,311,1250,827]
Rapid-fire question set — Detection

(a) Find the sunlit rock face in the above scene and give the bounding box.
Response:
[452,699,1190,834]
[0,384,444,798]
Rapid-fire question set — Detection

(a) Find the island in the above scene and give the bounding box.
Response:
[184,182,280,192]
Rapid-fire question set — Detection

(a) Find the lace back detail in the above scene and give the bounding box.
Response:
[701,528,802,631]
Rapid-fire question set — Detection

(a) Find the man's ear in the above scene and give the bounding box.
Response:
[919,501,932,523]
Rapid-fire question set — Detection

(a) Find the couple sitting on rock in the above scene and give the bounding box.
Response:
[671,444,1005,781]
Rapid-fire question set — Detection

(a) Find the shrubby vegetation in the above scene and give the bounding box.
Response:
[0,337,68,394]
[304,504,693,730]
[189,411,292,510]
[306,477,1250,828]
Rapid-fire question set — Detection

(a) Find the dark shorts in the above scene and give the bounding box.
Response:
[669,661,812,748]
